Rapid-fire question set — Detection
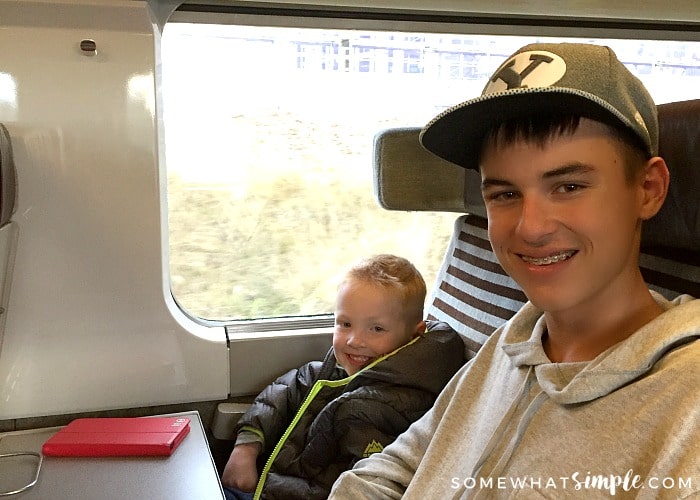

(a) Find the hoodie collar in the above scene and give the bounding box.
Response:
[502,293,699,404]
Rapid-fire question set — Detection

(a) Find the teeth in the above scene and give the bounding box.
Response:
[348,354,370,363]
[521,251,575,266]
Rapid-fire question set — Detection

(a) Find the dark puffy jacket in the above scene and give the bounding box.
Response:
[234,321,465,499]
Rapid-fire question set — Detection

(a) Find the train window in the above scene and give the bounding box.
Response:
[161,22,699,323]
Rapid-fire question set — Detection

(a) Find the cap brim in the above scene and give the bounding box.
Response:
[419,89,634,170]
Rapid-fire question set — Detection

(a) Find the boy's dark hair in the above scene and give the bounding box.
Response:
[480,113,649,182]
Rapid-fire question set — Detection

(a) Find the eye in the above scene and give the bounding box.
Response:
[555,183,584,194]
[371,325,385,333]
[485,190,519,203]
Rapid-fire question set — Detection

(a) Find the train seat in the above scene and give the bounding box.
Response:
[373,99,700,359]
[0,123,19,350]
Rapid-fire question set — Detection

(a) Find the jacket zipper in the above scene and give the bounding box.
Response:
[252,335,421,498]
[253,376,350,499]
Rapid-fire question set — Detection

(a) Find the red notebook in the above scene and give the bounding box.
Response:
[41,417,191,457]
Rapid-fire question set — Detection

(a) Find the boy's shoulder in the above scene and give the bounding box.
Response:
[423,319,466,349]
[425,319,454,332]
[425,319,461,338]
[391,321,466,382]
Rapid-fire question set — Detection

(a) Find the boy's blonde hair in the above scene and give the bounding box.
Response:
[342,254,426,324]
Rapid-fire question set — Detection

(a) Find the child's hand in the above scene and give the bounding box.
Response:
[221,442,262,492]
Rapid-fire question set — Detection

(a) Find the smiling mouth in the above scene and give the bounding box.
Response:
[520,250,576,266]
[346,354,373,364]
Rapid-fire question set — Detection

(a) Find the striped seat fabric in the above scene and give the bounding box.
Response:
[426,214,525,359]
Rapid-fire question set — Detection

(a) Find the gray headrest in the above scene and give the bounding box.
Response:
[373,127,485,217]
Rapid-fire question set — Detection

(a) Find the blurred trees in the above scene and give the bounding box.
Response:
[167,109,454,319]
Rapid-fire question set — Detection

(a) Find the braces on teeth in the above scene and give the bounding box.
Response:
[522,252,574,265]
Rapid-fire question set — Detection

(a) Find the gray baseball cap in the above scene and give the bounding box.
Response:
[419,43,658,170]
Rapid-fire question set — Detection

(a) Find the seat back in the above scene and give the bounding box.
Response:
[374,100,700,358]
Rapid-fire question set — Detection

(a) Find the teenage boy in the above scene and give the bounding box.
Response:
[330,43,699,499]
[221,254,464,499]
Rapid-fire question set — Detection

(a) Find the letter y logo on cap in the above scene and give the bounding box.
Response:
[484,51,567,94]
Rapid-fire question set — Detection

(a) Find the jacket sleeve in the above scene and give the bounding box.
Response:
[234,360,324,454]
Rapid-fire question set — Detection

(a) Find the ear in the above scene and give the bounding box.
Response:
[413,320,427,338]
[638,157,670,221]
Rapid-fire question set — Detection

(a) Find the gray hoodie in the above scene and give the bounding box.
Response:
[330,292,700,499]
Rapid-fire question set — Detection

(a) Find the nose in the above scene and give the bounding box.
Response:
[515,194,557,244]
[345,329,365,348]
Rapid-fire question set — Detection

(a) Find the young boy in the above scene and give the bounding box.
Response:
[221,254,465,499]
[330,43,700,498]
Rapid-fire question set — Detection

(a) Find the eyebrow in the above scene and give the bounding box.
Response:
[481,163,595,190]
[541,163,595,179]
[480,177,511,191]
